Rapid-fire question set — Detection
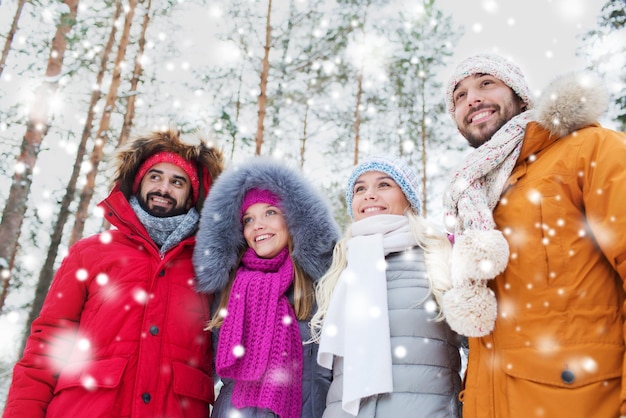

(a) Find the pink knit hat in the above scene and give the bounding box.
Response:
[445,53,534,120]
[240,188,281,217]
[132,151,200,204]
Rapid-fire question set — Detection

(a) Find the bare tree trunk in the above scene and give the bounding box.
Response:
[419,79,427,218]
[230,67,244,161]
[353,68,363,166]
[351,3,372,167]
[101,0,150,232]
[69,0,138,246]
[0,0,26,79]
[118,0,151,148]
[397,109,404,157]
[0,0,79,311]
[254,0,272,156]
[19,1,123,353]
[300,102,309,168]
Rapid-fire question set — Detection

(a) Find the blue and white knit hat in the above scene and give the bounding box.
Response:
[345,155,422,218]
[445,53,534,122]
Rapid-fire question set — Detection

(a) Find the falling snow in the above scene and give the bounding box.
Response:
[0,0,618,413]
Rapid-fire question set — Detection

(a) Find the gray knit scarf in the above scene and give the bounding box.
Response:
[130,196,199,255]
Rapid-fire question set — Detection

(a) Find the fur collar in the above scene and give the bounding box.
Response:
[193,157,341,293]
[535,72,608,138]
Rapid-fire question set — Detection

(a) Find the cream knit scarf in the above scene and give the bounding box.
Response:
[441,111,534,337]
[318,214,416,416]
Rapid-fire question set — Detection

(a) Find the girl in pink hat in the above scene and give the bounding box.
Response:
[194,157,340,418]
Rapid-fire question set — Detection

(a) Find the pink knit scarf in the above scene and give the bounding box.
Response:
[216,247,303,418]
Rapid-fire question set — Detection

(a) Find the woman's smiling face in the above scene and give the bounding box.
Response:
[351,171,410,221]
[242,203,289,259]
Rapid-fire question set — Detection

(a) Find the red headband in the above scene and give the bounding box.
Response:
[132,151,200,205]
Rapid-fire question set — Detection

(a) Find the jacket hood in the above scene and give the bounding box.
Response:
[535,71,608,138]
[114,129,224,212]
[193,157,341,293]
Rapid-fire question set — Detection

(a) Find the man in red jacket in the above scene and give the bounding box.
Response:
[3,130,223,418]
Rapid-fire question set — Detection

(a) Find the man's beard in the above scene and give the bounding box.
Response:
[457,105,509,148]
[458,98,525,148]
[138,192,188,218]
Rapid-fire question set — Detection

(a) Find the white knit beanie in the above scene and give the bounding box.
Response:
[445,53,534,120]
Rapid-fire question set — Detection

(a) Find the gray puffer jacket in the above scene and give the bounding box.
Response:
[323,247,463,418]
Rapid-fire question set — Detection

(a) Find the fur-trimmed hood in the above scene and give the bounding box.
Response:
[114,129,224,212]
[534,71,608,138]
[193,157,341,293]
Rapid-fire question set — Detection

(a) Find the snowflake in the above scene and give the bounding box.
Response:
[233,344,245,358]
[75,268,88,282]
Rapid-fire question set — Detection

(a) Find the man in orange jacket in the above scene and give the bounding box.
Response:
[441,53,626,418]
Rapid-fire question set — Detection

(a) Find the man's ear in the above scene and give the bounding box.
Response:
[185,194,194,210]
[519,97,528,113]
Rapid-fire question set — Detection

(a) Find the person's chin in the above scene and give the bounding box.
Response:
[355,211,384,221]
[147,206,174,217]
[464,126,497,147]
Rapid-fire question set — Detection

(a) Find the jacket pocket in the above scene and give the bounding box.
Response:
[500,344,623,416]
[172,361,214,404]
[49,357,129,418]
[54,357,129,393]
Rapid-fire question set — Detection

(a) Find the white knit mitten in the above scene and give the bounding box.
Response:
[442,229,509,337]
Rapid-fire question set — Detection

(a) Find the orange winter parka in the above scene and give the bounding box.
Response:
[461,75,626,418]
[3,189,214,418]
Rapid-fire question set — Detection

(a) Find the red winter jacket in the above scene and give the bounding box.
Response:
[3,188,214,418]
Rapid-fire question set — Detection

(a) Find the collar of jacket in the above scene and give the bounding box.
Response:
[98,184,196,257]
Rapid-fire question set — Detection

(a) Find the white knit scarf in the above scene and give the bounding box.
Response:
[441,111,534,337]
[318,214,417,416]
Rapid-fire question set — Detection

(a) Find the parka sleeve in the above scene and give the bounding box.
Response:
[581,129,626,274]
[580,128,626,275]
[2,241,90,418]
[579,127,626,415]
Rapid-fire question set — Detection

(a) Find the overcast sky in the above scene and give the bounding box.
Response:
[438,0,606,93]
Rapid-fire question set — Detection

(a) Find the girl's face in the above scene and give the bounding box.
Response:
[351,171,410,221]
[242,203,289,259]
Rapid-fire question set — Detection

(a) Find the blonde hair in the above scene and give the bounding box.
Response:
[309,210,451,343]
[207,239,314,331]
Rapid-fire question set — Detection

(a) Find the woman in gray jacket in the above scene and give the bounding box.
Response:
[194,157,340,418]
[310,155,462,417]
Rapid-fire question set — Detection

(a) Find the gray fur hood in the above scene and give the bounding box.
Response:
[193,157,341,293]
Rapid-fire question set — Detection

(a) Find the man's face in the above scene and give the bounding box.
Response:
[137,162,193,217]
[452,73,527,148]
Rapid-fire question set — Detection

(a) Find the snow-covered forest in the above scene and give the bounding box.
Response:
[0,0,624,412]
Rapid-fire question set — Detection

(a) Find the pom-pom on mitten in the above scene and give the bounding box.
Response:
[443,229,509,337]
[442,282,497,337]
[451,229,509,284]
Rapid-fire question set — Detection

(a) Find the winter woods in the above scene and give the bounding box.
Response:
[0,0,623,412]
